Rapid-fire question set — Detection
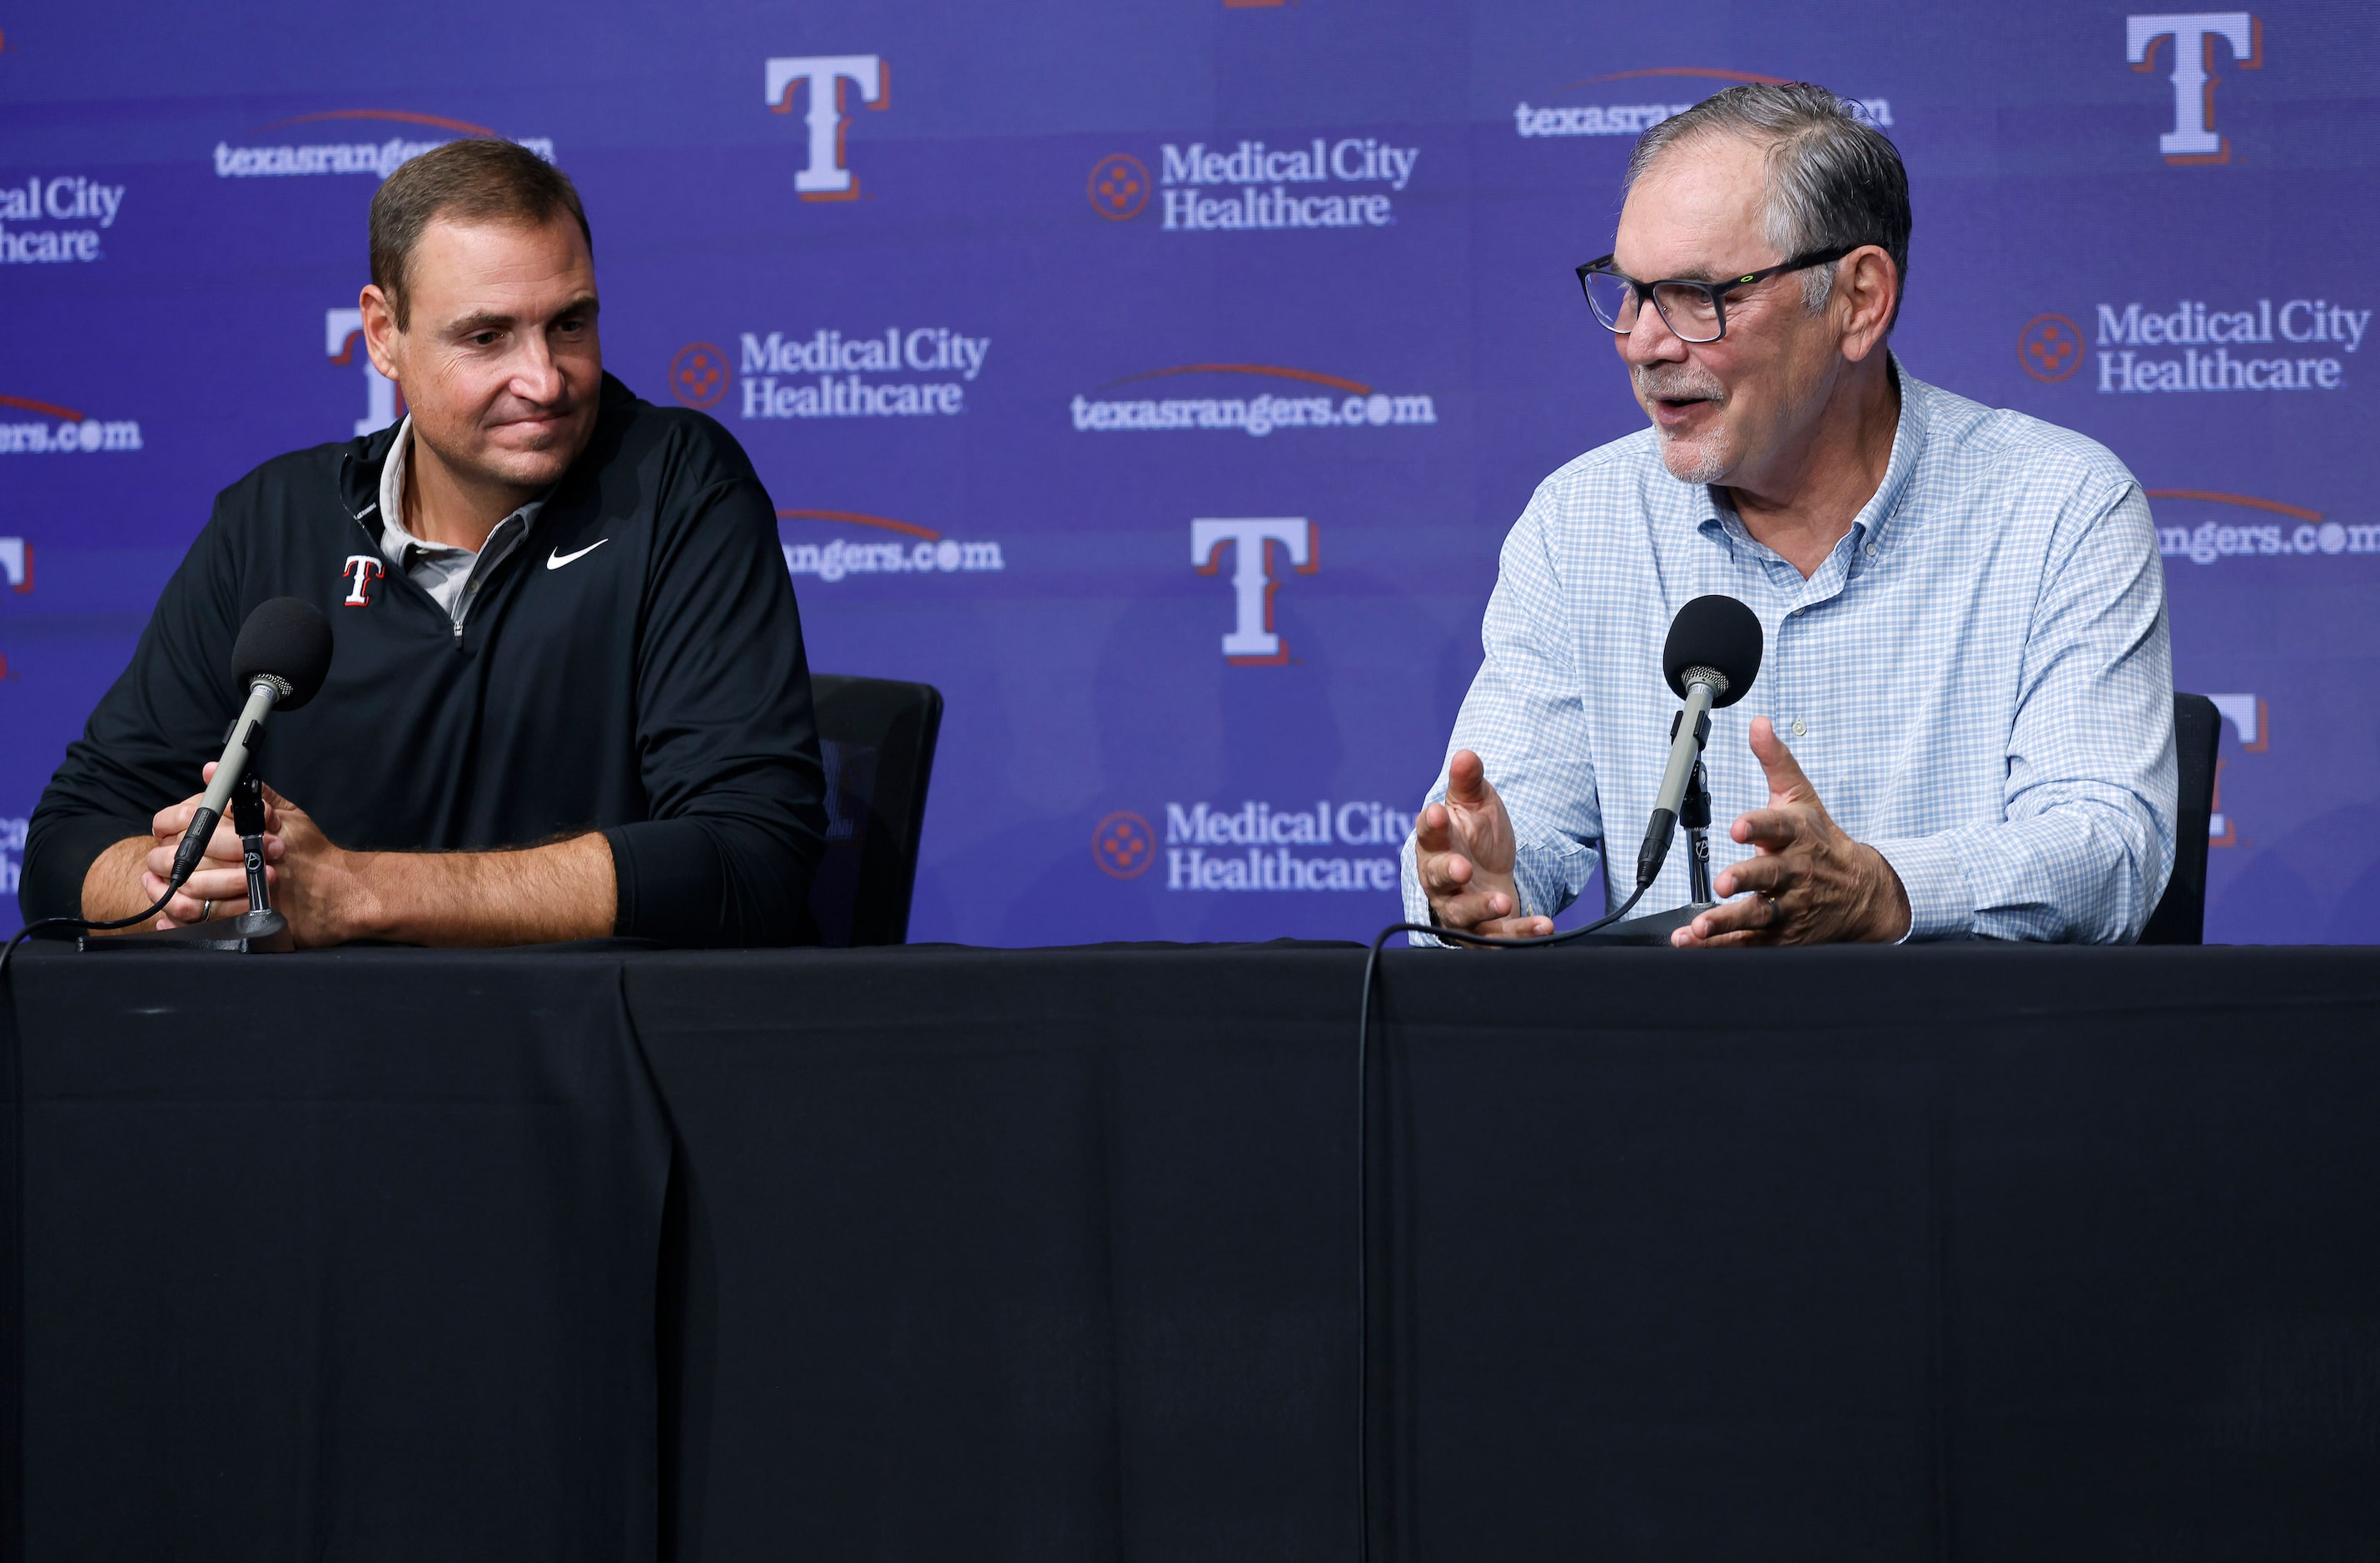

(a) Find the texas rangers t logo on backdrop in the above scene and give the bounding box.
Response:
[2204,693,2268,846]
[342,553,385,607]
[764,55,888,199]
[327,308,400,436]
[1192,519,1316,664]
[2127,13,2260,162]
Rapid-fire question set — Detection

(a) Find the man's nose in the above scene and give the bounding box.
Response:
[509,337,565,404]
[1617,301,1688,366]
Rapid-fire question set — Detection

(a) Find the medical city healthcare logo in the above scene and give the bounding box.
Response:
[1513,68,1891,140]
[0,174,125,264]
[1088,155,1150,220]
[2028,296,2370,393]
[1091,136,1421,231]
[1093,812,1156,878]
[672,328,991,419]
[2017,315,2084,382]
[1072,363,1435,436]
[670,344,728,409]
[1096,798,1416,892]
[213,110,554,179]
[766,55,887,199]
[777,509,1004,584]
[0,392,142,455]
[2126,13,2260,163]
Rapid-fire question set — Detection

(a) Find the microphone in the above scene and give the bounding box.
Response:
[164,598,334,891]
[1635,595,1762,891]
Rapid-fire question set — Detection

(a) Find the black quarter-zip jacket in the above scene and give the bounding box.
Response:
[22,374,827,946]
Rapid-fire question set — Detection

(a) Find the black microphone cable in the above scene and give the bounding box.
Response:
[0,888,196,988]
[1,772,284,985]
[4,598,332,990]
[1350,597,1761,1550]
[1351,876,1651,1561]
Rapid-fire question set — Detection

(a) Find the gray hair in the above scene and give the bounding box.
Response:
[1627,82,1910,327]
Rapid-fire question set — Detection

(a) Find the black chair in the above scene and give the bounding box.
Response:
[805,675,944,946]
[2139,692,2220,945]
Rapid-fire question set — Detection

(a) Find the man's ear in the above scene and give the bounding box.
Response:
[1834,246,1898,364]
[358,284,404,381]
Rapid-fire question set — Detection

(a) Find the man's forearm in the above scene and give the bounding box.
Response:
[80,836,165,929]
[80,829,618,945]
[1876,798,2161,945]
[311,833,618,946]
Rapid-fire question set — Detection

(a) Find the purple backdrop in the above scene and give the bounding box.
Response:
[3,0,2375,944]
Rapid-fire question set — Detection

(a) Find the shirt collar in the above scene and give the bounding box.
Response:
[1847,353,1922,558]
[378,417,458,565]
[376,414,547,563]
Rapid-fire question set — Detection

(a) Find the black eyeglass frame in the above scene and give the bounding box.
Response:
[1575,244,1859,343]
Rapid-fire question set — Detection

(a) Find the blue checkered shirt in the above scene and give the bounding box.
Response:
[1401,363,2177,944]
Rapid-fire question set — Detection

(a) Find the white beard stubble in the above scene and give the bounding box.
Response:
[1633,362,1732,485]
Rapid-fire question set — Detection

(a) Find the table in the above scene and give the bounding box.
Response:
[7,941,2380,1561]
[2,947,672,1563]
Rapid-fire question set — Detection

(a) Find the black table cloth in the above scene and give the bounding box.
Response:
[1361,944,2380,1559]
[7,940,2379,1561]
[632,944,1362,1563]
[2,946,672,1563]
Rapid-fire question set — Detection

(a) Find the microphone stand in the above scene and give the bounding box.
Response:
[82,772,294,954]
[233,772,277,920]
[1683,757,1714,906]
[1572,741,1722,946]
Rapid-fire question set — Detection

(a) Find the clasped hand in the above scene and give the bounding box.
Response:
[1416,717,1910,947]
[143,762,353,945]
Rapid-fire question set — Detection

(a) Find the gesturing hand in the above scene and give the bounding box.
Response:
[1414,749,1553,940]
[1672,716,1910,948]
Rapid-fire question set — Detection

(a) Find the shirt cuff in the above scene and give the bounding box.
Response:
[1398,833,1453,946]
[1512,836,1597,921]
[604,817,729,947]
[20,812,150,926]
[1868,833,1971,943]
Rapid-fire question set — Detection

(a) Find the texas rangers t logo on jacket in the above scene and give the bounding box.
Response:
[342,553,385,606]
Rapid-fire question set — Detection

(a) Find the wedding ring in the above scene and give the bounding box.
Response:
[200,899,215,921]
[1761,893,1780,925]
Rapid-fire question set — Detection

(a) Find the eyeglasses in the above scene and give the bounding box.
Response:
[1576,245,1857,344]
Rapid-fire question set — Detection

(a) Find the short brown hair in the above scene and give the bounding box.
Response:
[368,138,592,328]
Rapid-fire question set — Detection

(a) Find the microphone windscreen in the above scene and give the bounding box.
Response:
[1662,594,1763,708]
[231,597,335,711]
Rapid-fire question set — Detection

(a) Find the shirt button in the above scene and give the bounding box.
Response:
[1791,717,1807,737]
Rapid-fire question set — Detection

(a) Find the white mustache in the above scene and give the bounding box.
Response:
[1634,366,1727,404]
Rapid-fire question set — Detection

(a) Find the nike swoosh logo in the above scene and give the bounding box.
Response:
[547,539,609,570]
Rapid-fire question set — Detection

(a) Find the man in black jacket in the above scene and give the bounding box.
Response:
[22,138,826,946]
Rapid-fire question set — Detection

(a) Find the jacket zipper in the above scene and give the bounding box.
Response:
[342,476,468,645]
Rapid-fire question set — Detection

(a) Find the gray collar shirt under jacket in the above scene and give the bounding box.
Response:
[1399,359,2178,945]
[372,414,545,632]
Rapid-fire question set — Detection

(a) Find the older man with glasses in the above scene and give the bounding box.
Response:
[1404,82,2175,946]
